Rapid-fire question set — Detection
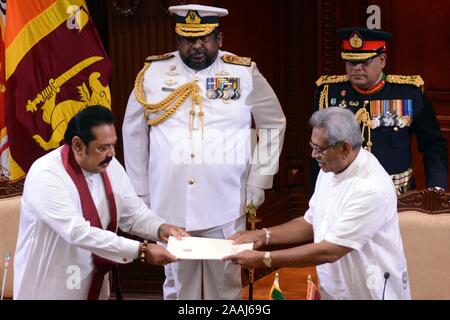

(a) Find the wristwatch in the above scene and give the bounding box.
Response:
[262,252,272,268]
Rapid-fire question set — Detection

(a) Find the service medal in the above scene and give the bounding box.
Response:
[222,90,231,100]
[396,117,406,128]
[371,117,380,129]
[206,89,216,99]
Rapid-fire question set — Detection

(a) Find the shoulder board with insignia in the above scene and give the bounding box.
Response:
[145,54,175,63]
[221,54,252,67]
[316,75,349,87]
[386,75,424,88]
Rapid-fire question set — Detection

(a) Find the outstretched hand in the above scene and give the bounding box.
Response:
[145,243,178,266]
[158,224,190,243]
[222,250,265,268]
[228,230,265,249]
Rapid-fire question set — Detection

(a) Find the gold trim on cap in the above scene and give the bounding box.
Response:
[341,52,378,61]
[175,23,218,37]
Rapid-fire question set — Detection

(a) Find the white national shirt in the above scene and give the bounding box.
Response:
[305,149,411,300]
[14,147,165,300]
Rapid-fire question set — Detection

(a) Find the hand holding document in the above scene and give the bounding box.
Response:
[167,236,254,260]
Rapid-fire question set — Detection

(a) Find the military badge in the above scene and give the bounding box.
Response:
[339,100,347,108]
[206,77,241,102]
[164,78,178,86]
[216,71,230,77]
[331,98,337,106]
[164,65,179,87]
[382,112,395,127]
[186,10,202,24]
[349,32,364,49]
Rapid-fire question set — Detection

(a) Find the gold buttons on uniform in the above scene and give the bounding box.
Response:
[188,179,195,185]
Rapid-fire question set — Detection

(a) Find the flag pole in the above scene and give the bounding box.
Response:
[1,253,10,300]
[246,203,260,301]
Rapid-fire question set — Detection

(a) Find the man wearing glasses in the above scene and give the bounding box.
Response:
[122,4,286,300]
[313,28,447,195]
[225,107,411,300]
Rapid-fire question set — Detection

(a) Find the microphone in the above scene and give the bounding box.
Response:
[382,272,390,300]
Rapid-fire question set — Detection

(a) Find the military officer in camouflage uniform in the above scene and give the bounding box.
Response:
[313,27,448,195]
[122,4,286,299]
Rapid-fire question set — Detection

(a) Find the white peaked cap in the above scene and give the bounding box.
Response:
[168,4,228,18]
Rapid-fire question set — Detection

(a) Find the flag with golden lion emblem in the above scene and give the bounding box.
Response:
[3,0,111,181]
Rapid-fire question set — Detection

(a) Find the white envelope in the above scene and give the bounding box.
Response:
[167,236,254,260]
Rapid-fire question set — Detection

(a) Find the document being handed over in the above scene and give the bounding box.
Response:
[167,236,254,260]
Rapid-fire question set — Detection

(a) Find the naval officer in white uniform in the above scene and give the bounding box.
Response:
[123,4,286,300]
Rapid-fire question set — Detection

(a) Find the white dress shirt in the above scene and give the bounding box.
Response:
[305,149,411,300]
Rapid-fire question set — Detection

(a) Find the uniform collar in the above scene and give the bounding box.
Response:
[351,73,386,95]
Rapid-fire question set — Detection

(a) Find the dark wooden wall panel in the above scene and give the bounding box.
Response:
[108,0,177,164]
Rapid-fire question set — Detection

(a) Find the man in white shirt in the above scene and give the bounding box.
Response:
[225,107,411,300]
[14,106,189,300]
[122,4,286,299]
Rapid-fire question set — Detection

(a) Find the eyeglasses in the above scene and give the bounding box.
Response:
[309,140,341,156]
[178,33,216,45]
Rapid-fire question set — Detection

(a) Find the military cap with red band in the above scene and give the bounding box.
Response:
[337,27,393,62]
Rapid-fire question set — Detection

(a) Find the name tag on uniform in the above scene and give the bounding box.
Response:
[162,87,175,92]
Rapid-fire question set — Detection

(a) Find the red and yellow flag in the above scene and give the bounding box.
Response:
[3,0,111,181]
[0,1,9,182]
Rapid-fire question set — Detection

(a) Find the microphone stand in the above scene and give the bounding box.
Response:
[246,203,260,301]
[382,272,390,300]
[1,253,11,300]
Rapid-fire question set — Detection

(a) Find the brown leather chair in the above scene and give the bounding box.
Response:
[398,189,450,300]
[0,181,23,299]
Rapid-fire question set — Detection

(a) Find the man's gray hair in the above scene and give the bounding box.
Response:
[309,107,362,149]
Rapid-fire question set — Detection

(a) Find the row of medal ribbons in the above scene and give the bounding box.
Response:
[206,77,241,100]
[369,99,413,129]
